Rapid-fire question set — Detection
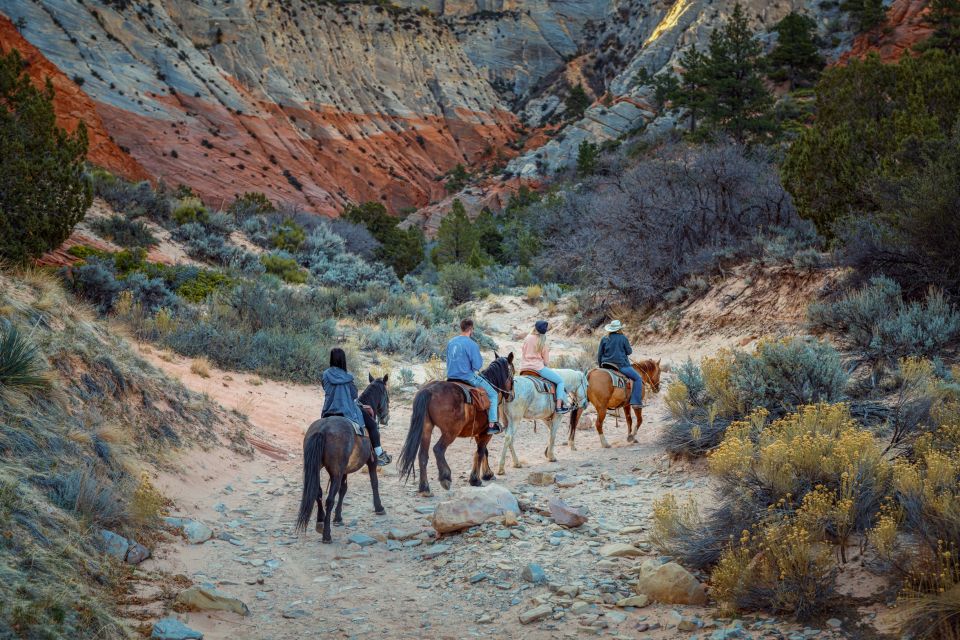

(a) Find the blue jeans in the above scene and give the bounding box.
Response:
[467,373,499,422]
[537,367,566,405]
[621,366,644,406]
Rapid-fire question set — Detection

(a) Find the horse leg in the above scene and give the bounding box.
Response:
[479,433,495,481]
[634,406,643,437]
[433,430,457,491]
[625,406,635,443]
[544,414,561,462]
[497,418,511,476]
[596,406,611,449]
[322,474,341,543]
[418,421,434,497]
[510,431,521,469]
[314,486,325,535]
[333,475,348,525]
[368,459,386,515]
[569,406,581,451]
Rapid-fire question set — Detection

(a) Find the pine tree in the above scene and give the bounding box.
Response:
[0,50,92,263]
[841,0,887,32]
[920,0,960,54]
[576,140,600,176]
[433,199,481,266]
[700,4,776,143]
[669,46,711,134]
[565,84,591,119]
[473,207,504,263]
[767,12,825,89]
[343,201,423,277]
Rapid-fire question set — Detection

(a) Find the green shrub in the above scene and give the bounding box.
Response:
[661,338,848,457]
[343,201,424,277]
[89,214,157,248]
[176,270,234,302]
[260,253,307,284]
[0,322,49,393]
[809,277,960,374]
[269,218,306,252]
[172,197,209,225]
[0,50,92,263]
[228,191,275,219]
[437,263,480,304]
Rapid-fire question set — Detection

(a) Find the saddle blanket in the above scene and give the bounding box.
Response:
[593,367,628,389]
[447,380,492,412]
[350,420,364,437]
[519,369,556,395]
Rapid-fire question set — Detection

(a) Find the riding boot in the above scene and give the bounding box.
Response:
[486,422,503,435]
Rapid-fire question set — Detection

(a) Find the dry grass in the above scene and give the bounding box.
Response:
[190,357,212,378]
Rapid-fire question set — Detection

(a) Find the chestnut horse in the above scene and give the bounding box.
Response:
[398,354,515,496]
[571,359,661,449]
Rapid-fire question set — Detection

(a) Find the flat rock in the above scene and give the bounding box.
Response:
[616,594,649,608]
[635,561,708,605]
[151,618,203,640]
[519,604,554,625]
[126,542,151,564]
[387,528,419,541]
[599,543,642,558]
[527,471,556,486]
[175,585,250,616]
[421,543,451,560]
[164,517,213,544]
[347,533,377,547]
[549,498,589,528]
[431,485,520,534]
[100,530,129,561]
[522,563,547,584]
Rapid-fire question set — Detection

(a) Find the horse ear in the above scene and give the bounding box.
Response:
[494,351,499,360]
[368,372,374,383]
[657,358,661,366]
[382,373,389,384]
[507,352,514,363]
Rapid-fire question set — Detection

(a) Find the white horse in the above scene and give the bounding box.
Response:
[497,369,588,475]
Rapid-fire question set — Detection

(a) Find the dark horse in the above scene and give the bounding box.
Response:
[296,374,389,543]
[398,354,515,496]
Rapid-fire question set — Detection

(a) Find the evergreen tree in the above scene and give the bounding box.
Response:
[473,207,504,263]
[920,0,960,54]
[433,199,481,266]
[565,84,591,119]
[343,201,424,277]
[1,50,92,263]
[840,0,887,32]
[576,140,600,176]
[767,12,825,89]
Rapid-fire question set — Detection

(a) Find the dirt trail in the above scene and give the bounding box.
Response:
[137,298,824,640]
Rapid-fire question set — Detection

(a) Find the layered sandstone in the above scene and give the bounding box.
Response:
[1,0,518,213]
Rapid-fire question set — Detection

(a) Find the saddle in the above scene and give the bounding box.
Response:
[447,379,492,413]
[322,405,374,438]
[519,369,556,396]
[594,364,631,391]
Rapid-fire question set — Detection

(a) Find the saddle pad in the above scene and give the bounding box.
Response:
[591,367,628,389]
[520,373,556,396]
[350,420,364,437]
[449,381,491,412]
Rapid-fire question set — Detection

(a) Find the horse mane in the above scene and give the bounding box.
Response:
[480,357,512,388]
[633,359,659,375]
[359,378,386,406]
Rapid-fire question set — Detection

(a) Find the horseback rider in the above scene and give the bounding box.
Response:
[321,348,391,466]
[446,318,504,435]
[520,320,571,414]
[597,320,643,409]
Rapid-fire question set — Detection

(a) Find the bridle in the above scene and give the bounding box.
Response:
[482,360,515,403]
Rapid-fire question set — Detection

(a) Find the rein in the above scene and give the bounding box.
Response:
[481,360,515,403]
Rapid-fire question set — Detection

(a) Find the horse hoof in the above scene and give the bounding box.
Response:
[333,520,344,527]
[418,490,433,498]
[513,462,523,469]
[375,508,386,516]
[496,468,506,476]
[627,435,636,444]
[482,474,495,482]
[321,537,332,544]
[315,523,322,534]
[469,478,482,487]
[440,479,452,491]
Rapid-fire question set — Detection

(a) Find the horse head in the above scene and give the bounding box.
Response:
[361,373,390,426]
[484,352,515,400]
[634,358,662,394]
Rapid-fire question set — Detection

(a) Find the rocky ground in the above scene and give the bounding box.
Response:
[127,295,876,640]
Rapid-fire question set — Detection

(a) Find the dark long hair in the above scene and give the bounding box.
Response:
[329,347,347,370]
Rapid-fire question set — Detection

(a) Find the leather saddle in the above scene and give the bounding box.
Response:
[519,369,556,396]
[447,379,491,412]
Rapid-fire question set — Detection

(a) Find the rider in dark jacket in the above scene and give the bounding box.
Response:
[321,348,391,466]
[597,320,643,408]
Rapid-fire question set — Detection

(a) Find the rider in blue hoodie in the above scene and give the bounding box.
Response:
[321,348,391,466]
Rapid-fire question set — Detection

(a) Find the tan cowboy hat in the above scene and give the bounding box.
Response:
[604,320,623,332]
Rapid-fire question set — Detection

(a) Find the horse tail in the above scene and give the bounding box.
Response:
[571,372,588,438]
[399,387,431,483]
[296,430,323,532]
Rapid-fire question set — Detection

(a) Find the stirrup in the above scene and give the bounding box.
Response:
[486,422,503,435]
[376,451,392,466]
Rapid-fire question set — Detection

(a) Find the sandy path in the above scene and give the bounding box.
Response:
[137,301,826,640]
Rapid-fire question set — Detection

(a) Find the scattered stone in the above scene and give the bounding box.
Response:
[570,601,591,615]
[519,604,554,625]
[618,525,646,535]
[164,517,213,544]
[495,529,512,539]
[100,530,129,561]
[554,474,579,488]
[527,471,556,486]
[522,563,547,584]
[126,542,151,564]
[477,612,494,624]
[213,503,227,513]
[616,595,649,608]
[347,533,377,547]
[151,618,203,640]
[431,485,520,533]
[387,528,419,541]
[635,560,708,605]
[282,608,309,619]
[468,572,489,584]
[549,498,589,528]
[826,619,843,629]
[403,539,422,548]
[414,505,436,515]
[175,585,250,616]
[599,543,642,558]
[420,543,451,560]
[386,540,402,551]
[606,611,628,624]
[503,511,519,527]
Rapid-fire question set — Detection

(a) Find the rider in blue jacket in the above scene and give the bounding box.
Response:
[597,320,643,408]
[446,318,503,435]
[322,348,391,466]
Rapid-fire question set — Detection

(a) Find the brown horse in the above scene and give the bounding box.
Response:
[398,354,515,496]
[570,359,661,450]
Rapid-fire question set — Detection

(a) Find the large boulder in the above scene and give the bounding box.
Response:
[634,560,708,605]
[100,530,129,560]
[175,585,250,616]
[599,543,643,558]
[431,485,520,534]
[548,498,589,528]
[164,517,213,544]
